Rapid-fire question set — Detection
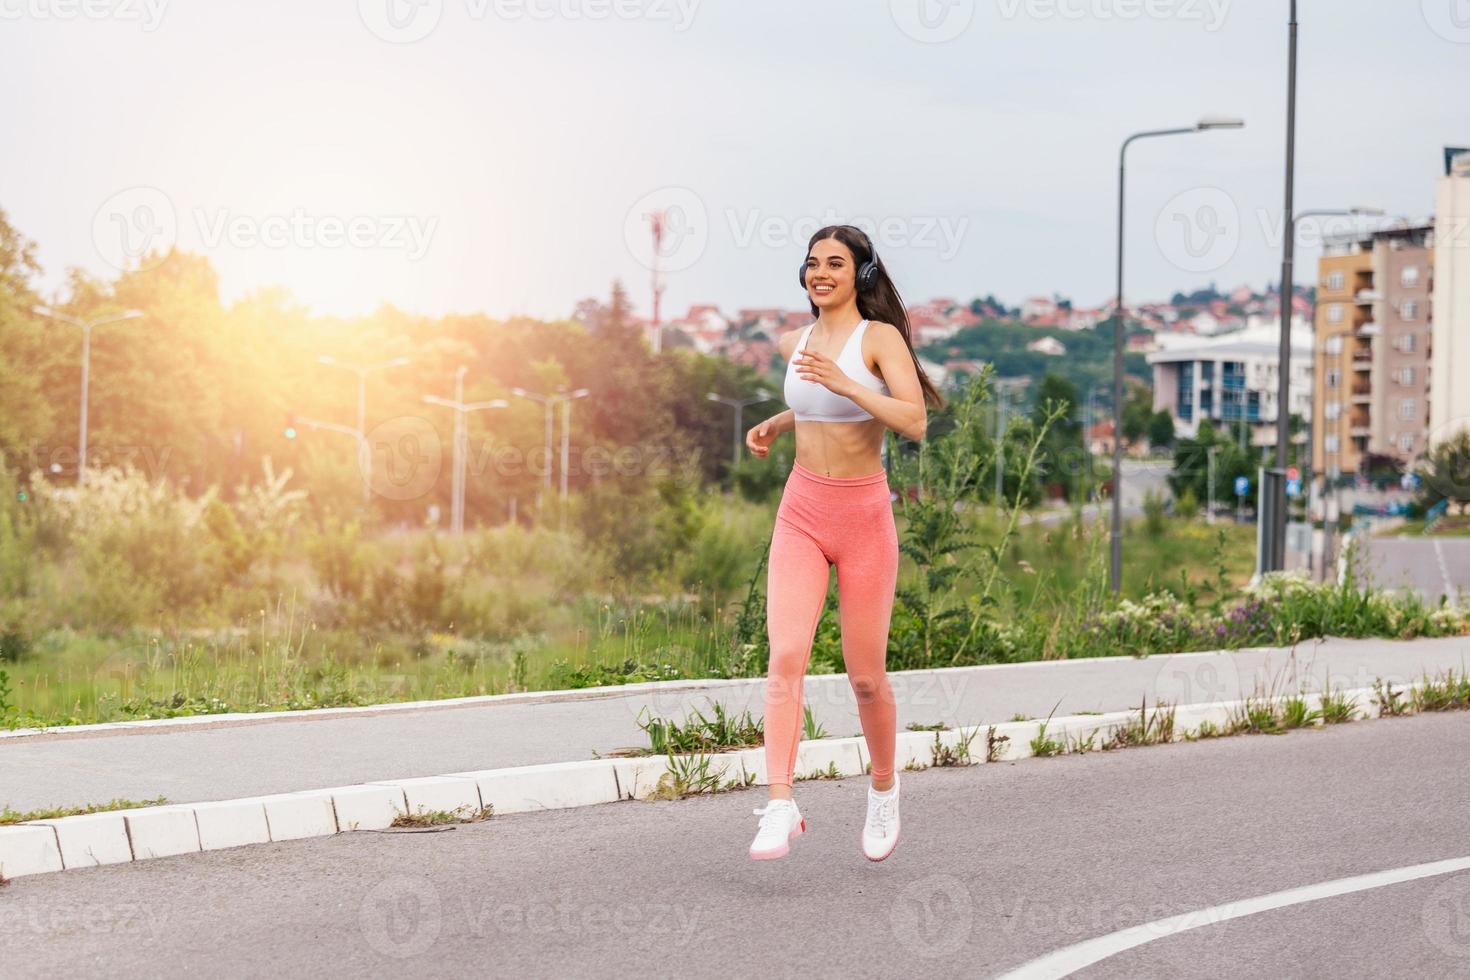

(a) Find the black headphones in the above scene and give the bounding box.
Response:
[800,226,881,294]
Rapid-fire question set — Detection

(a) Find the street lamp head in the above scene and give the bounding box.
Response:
[1350,207,1386,217]
[317,354,336,366]
[117,310,144,321]
[707,392,721,402]
[570,388,590,398]
[1197,116,1245,131]
[511,387,527,397]
[390,356,411,368]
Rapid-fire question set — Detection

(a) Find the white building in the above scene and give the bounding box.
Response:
[1147,319,1313,445]
[1430,148,1470,449]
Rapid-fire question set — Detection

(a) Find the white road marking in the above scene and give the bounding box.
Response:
[1434,538,1454,603]
[991,855,1470,979]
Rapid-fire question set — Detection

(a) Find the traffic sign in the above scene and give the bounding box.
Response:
[1234,476,1250,497]
[1286,466,1299,481]
[1286,478,1301,497]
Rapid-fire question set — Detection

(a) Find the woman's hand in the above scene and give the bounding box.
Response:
[792,348,855,398]
[746,417,778,457]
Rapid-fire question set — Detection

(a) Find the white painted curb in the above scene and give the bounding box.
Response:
[0,683,1415,880]
[0,825,63,877]
[27,811,132,868]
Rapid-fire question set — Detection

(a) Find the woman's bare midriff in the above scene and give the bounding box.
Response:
[794,416,886,477]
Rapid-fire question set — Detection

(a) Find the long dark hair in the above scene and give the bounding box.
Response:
[804,224,945,410]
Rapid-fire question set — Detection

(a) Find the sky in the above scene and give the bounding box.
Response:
[2,0,1466,322]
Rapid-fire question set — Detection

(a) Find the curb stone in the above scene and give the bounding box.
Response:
[0,684,1406,879]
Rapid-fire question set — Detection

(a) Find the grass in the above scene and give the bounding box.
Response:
[930,728,980,767]
[650,751,748,799]
[986,725,1011,762]
[635,700,763,755]
[1101,698,1177,750]
[0,501,1334,732]
[802,705,826,740]
[798,761,843,782]
[0,795,170,826]
[390,804,494,827]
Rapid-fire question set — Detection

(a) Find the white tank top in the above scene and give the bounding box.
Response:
[783,319,891,422]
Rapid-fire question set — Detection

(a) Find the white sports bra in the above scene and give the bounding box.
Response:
[783,319,891,422]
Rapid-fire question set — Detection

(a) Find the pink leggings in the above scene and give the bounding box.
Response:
[764,460,899,787]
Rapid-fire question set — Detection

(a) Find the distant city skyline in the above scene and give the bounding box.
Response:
[1,0,1463,321]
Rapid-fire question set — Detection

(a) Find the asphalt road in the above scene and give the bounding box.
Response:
[6,636,1470,812]
[1354,535,1470,607]
[5,709,1470,978]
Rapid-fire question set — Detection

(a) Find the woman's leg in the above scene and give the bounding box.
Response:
[764,516,832,795]
[834,503,900,789]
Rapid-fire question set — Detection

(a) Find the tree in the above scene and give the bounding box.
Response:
[1413,433,1470,511]
[1030,373,1086,500]
[1120,381,1153,445]
[1147,409,1175,450]
[1168,419,1253,513]
[0,208,51,461]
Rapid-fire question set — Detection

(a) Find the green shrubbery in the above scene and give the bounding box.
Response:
[3,368,1466,731]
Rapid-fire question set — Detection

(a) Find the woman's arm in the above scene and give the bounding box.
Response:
[791,321,928,440]
[766,408,796,435]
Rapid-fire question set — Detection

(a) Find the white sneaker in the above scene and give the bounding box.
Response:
[862,774,900,861]
[749,799,805,860]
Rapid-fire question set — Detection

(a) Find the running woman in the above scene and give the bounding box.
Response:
[743,224,945,862]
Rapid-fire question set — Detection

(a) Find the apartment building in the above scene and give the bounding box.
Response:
[1313,223,1434,478]
[1147,319,1313,446]
[1430,148,1470,449]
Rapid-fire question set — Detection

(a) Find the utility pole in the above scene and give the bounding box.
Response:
[1271,0,1299,574]
[1207,445,1219,525]
[649,210,666,355]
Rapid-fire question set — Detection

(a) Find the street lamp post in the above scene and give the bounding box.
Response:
[707,391,774,472]
[33,307,144,483]
[1207,445,1219,525]
[511,387,556,512]
[559,388,590,517]
[512,386,591,528]
[1111,115,1245,596]
[423,368,508,535]
[289,415,368,505]
[317,354,411,503]
[317,355,411,443]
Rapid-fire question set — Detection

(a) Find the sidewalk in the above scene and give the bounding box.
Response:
[4,635,1469,813]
